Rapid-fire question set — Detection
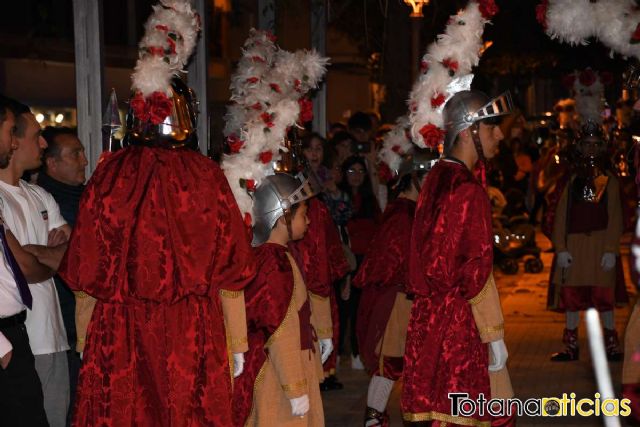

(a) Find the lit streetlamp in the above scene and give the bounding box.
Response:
[404,0,430,81]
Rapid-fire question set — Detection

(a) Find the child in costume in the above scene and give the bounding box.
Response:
[354,147,438,426]
[233,173,332,427]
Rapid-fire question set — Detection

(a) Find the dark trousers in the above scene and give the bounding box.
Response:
[0,322,48,427]
[337,286,361,357]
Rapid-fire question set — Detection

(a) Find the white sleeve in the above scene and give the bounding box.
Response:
[0,331,12,358]
[37,187,67,230]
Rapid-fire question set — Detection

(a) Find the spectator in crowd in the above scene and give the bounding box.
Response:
[348,112,386,210]
[0,98,71,427]
[302,132,331,187]
[0,94,49,427]
[339,155,381,369]
[328,122,348,140]
[37,126,89,423]
[328,131,355,167]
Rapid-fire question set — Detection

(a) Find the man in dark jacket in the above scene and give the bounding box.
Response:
[37,126,87,424]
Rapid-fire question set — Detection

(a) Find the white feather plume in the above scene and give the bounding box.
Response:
[407,1,491,148]
[221,29,329,222]
[544,0,640,59]
[131,0,201,96]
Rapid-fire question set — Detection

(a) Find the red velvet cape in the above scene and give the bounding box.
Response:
[58,146,256,427]
[402,159,493,422]
[232,243,295,427]
[289,198,350,373]
[353,197,415,375]
[289,198,349,298]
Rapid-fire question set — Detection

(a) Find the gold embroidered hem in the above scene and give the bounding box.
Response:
[281,378,307,393]
[309,293,328,301]
[74,291,90,299]
[220,289,243,298]
[468,276,492,306]
[265,287,296,348]
[315,327,332,336]
[229,336,249,347]
[478,323,504,336]
[402,410,491,426]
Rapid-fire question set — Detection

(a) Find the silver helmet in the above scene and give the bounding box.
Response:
[396,147,440,179]
[251,172,316,246]
[442,90,514,151]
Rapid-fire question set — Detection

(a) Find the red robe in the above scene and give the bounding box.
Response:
[402,159,493,425]
[353,198,415,377]
[58,146,256,427]
[233,243,298,426]
[289,198,349,374]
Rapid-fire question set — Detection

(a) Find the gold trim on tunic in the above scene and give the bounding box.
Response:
[315,327,332,336]
[468,280,491,306]
[229,336,248,347]
[219,289,243,298]
[479,323,504,335]
[309,292,328,301]
[281,378,307,393]
[74,291,90,299]
[403,410,491,426]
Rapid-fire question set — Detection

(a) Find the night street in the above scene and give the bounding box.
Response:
[324,232,638,426]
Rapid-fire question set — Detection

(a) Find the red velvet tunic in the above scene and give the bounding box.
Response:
[233,243,298,426]
[289,198,349,298]
[402,159,493,424]
[353,197,415,376]
[58,146,256,427]
[289,198,349,374]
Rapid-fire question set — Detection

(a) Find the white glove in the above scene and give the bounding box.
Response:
[600,252,616,272]
[289,394,310,417]
[319,338,334,364]
[488,339,508,372]
[556,251,573,269]
[80,352,83,360]
[232,353,245,378]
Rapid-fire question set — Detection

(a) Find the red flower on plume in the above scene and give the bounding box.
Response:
[148,46,164,56]
[631,23,640,44]
[130,92,149,122]
[226,134,244,153]
[251,102,263,111]
[259,151,274,164]
[379,162,392,184]
[265,31,277,43]
[419,124,445,149]
[478,0,499,19]
[166,37,176,54]
[298,98,314,123]
[252,55,266,63]
[246,77,259,84]
[599,71,614,85]
[410,102,418,113]
[294,79,302,91]
[269,83,282,93]
[245,179,256,191]
[391,145,402,154]
[260,112,274,127]
[431,93,446,108]
[561,74,576,89]
[536,0,549,30]
[243,212,252,227]
[155,24,169,32]
[442,58,459,75]
[420,60,429,74]
[579,69,596,87]
[147,91,173,125]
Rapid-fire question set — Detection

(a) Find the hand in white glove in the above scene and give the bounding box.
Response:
[556,251,573,269]
[488,339,508,372]
[319,338,333,364]
[232,353,245,378]
[600,252,616,272]
[290,394,310,417]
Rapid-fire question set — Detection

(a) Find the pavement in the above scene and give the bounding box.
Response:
[322,232,639,426]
